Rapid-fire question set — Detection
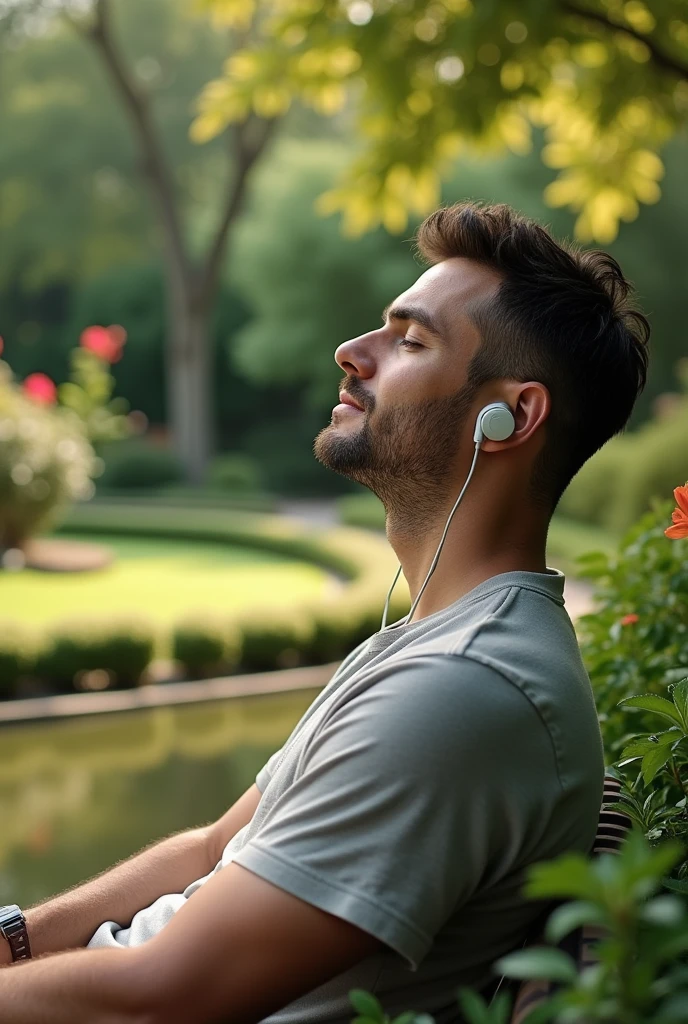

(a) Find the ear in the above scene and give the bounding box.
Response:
[479,383,550,453]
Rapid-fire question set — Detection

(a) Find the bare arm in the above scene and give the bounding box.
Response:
[0,863,381,1024]
[1,783,261,966]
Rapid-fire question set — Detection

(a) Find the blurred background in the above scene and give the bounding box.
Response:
[1,0,687,905]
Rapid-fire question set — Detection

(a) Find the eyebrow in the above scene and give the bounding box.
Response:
[381,303,445,341]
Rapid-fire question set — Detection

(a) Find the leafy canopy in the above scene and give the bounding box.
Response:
[194,0,688,242]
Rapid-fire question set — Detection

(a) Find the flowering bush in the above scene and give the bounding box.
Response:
[576,490,688,755]
[0,325,138,556]
[0,361,98,551]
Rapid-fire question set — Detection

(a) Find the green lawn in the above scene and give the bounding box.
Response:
[6,532,332,629]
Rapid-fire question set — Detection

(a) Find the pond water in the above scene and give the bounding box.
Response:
[0,687,317,906]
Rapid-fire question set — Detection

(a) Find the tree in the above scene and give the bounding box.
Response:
[1,0,279,482]
[194,0,688,244]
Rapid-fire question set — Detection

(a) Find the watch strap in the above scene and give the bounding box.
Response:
[1,910,32,962]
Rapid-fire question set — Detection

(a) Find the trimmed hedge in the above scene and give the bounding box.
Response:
[0,501,410,696]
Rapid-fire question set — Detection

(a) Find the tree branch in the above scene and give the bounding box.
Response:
[83,0,191,287]
[199,114,278,306]
[561,0,688,82]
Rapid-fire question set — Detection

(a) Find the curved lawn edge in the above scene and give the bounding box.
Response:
[0,660,339,726]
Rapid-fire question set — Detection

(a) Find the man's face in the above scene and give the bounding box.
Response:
[313,257,502,518]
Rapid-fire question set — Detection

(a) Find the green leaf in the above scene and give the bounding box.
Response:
[494,947,577,984]
[618,695,684,728]
[349,991,385,1022]
[640,895,685,926]
[672,678,688,728]
[664,878,688,895]
[456,988,488,1023]
[621,730,681,760]
[544,900,606,944]
[641,743,674,784]
[526,855,598,901]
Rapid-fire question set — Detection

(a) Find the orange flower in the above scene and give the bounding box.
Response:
[665,482,688,540]
[621,613,639,626]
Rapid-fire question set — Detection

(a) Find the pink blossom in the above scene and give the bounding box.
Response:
[80,325,127,363]
[23,373,57,404]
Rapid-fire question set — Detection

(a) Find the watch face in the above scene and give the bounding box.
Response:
[0,905,22,929]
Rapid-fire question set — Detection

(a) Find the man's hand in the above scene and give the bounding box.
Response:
[0,863,381,1023]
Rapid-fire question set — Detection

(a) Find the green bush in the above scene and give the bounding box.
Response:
[33,619,156,692]
[172,618,241,678]
[557,437,634,528]
[0,628,32,698]
[236,607,315,673]
[558,365,688,534]
[577,500,688,755]
[205,453,266,494]
[605,401,688,534]
[96,440,184,491]
[0,361,97,550]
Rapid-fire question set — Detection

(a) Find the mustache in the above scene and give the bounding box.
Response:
[340,378,373,412]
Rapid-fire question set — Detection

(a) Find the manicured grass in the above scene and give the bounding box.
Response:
[6,532,332,629]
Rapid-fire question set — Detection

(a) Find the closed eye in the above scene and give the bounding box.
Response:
[398,336,423,350]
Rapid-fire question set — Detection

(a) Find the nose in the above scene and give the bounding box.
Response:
[334,328,380,377]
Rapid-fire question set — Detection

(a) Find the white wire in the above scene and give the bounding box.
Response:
[380,440,483,631]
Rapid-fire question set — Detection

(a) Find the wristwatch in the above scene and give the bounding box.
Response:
[0,905,32,962]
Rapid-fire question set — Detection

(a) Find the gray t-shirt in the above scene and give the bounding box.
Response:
[89,567,604,1023]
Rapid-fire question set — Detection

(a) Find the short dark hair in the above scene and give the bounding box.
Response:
[415,202,650,512]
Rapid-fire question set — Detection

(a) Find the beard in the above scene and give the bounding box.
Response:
[313,379,479,535]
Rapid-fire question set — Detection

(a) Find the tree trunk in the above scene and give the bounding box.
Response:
[165,280,214,485]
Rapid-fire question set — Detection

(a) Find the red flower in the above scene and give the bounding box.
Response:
[665,482,688,540]
[0,336,4,357]
[620,613,639,626]
[23,373,57,404]
[80,325,127,363]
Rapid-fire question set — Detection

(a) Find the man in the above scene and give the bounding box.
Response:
[0,202,649,1023]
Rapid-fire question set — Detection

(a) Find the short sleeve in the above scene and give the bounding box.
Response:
[255,746,284,793]
[234,655,560,969]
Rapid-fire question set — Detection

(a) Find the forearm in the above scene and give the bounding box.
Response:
[16,827,212,962]
[0,946,156,1024]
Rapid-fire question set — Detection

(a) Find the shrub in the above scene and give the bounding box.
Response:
[0,361,97,550]
[172,618,241,678]
[557,437,633,528]
[558,364,688,533]
[33,619,156,692]
[236,607,315,673]
[96,440,184,490]
[576,499,688,755]
[0,627,33,698]
[205,453,266,494]
[605,398,688,534]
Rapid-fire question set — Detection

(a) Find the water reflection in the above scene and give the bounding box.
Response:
[0,689,317,905]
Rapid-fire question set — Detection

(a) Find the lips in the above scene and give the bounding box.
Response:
[339,392,364,411]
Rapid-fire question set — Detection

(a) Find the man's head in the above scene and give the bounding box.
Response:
[313,202,649,521]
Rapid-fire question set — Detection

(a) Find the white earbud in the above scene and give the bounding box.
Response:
[380,400,515,630]
[473,401,515,443]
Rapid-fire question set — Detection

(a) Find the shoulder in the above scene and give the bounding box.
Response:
[316,653,559,785]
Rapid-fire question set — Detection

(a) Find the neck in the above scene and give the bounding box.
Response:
[384,483,550,625]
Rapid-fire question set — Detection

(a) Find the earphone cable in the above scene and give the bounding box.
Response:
[380,440,482,631]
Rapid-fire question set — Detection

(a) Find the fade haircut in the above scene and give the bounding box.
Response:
[415,202,650,513]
